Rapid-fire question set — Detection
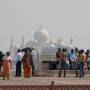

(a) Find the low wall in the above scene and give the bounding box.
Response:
[0,81,90,90]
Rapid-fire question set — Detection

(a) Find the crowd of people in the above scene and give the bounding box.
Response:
[0,47,90,80]
[0,49,35,80]
[56,48,90,77]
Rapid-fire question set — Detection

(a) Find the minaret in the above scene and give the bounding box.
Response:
[70,37,73,45]
[21,36,24,49]
[9,37,14,55]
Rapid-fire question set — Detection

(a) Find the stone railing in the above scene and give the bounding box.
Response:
[0,81,90,90]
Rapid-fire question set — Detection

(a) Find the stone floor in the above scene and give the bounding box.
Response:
[0,76,90,85]
[0,70,90,86]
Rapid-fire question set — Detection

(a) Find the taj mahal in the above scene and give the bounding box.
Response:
[10,25,76,71]
[10,25,75,55]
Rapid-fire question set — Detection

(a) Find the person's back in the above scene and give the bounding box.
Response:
[60,51,67,62]
[59,48,67,77]
[2,52,12,80]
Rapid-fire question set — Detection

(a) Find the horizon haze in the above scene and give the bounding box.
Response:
[0,0,90,51]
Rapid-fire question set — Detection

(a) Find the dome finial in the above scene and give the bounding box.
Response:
[39,24,43,30]
[41,24,43,28]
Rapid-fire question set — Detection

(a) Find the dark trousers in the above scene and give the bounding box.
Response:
[59,61,67,77]
[73,62,79,77]
[32,69,34,76]
[0,62,2,73]
[69,61,79,77]
[69,60,73,70]
[16,61,21,76]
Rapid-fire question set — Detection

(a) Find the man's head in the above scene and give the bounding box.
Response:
[17,49,21,53]
[58,48,61,52]
[75,48,78,53]
[71,49,74,54]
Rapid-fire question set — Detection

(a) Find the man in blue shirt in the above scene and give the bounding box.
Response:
[69,49,76,70]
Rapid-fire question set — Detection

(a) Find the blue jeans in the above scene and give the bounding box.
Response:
[79,61,84,77]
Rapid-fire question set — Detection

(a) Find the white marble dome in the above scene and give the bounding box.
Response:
[34,25,50,44]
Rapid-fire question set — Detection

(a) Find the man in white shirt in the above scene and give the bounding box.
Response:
[15,49,23,77]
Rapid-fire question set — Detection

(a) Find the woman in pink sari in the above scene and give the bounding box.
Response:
[2,52,12,80]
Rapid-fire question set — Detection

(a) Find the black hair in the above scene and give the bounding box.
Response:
[18,49,21,52]
[58,48,61,52]
[6,52,10,56]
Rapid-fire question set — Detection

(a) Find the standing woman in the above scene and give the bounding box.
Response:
[22,50,31,78]
[2,52,12,80]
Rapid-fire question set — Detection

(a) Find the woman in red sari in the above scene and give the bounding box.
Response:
[2,52,12,80]
[22,50,32,78]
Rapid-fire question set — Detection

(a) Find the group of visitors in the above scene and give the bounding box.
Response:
[56,48,90,77]
[0,49,34,80]
[0,47,90,80]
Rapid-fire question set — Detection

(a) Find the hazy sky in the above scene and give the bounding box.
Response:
[0,0,90,51]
